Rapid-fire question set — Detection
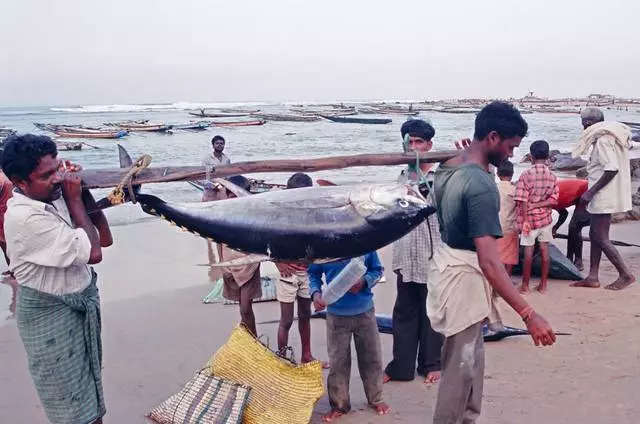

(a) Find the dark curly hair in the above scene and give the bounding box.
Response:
[400,119,435,141]
[286,172,312,189]
[474,101,528,141]
[1,134,58,181]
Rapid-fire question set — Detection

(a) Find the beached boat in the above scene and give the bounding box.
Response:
[290,108,358,117]
[171,121,210,131]
[251,113,320,122]
[189,110,251,118]
[189,178,285,194]
[54,129,128,139]
[105,121,172,132]
[209,119,267,127]
[321,115,392,125]
[220,108,261,114]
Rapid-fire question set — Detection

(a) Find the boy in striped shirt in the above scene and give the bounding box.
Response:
[515,140,559,293]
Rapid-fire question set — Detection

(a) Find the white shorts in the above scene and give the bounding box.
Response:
[276,272,310,303]
[520,223,553,247]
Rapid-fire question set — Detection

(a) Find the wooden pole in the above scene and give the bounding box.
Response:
[80,150,460,189]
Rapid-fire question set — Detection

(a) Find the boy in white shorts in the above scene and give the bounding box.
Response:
[515,140,559,294]
[275,173,327,367]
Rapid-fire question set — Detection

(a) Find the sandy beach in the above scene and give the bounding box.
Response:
[1,209,640,424]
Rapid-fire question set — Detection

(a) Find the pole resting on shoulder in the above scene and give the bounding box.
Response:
[107,154,152,205]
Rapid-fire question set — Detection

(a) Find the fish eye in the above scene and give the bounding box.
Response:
[398,199,409,208]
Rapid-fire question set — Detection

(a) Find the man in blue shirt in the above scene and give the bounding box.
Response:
[309,252,391,422]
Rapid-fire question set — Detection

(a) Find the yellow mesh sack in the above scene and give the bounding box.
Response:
[207,324,324,424]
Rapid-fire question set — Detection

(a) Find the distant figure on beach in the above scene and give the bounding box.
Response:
[570,107,635,290]
[275,173,328,367]
[515,140,559,294]
[202,135,231,168]
[496,160,518,276]
[1,134,113,424]
[309,253,391,422]
[428,102,555,423]
[383,119,443,385]
[552,179,590,270]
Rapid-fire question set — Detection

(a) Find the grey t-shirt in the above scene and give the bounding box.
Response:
[433,163,502,252]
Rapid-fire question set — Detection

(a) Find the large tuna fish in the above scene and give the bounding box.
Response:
[134,183,434,265]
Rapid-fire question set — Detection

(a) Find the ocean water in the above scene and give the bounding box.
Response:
[1,102,639,226]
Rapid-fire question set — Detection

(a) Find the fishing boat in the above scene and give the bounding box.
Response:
[209,119,267,127]
[220,108,261,114]
[291,108,358,117]
[105,121,172,132]
[54,129,128,139]
[189,178,285,194]
[321,115,392,125]
[171,121,210,131]
[189,110,251,118]
[251,113,320,122]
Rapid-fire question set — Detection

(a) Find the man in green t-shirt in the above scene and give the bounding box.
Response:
[427,101,556,423]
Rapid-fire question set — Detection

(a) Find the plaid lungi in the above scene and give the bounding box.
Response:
[16,269,105,424]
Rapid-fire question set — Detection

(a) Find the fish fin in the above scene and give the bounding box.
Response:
[210,253,272,267]
[117,144,134,168]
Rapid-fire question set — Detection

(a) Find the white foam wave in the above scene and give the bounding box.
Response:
[50,101,271,114]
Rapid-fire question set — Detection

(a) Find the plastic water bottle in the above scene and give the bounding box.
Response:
[322,257,367,305]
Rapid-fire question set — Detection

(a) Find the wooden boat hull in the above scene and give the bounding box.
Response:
[54,130,128,139]
[117,124,171,132]
[252,113,320,122]
[172,122,210,130]
[209,119,267,127]
[189,112,251,118]
[322,115,392,125]
[189,178,285,194]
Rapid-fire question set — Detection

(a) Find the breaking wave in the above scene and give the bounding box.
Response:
[50,101,271,114]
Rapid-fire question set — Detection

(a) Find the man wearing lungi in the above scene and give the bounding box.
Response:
[1,134,113,424]
[428,102,556,423]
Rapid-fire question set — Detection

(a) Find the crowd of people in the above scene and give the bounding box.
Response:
[0,101,635,424]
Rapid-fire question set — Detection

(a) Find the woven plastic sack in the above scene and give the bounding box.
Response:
[148,370,250,424]
[207,325,324,424]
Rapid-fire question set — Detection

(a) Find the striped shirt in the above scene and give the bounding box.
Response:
[514,163,559,231]
[392,169,441,284]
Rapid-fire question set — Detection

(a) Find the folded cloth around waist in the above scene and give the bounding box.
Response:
[16,269,105,424]
[426,245,493,338]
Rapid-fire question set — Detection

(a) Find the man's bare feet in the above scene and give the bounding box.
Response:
[382,373,392,384]
[604,275,636,291]
[322,410,345,422]
[535,284,547,294]
[519,285,530,294]
[371,402,391,416]
[424,371,441,384]
[570,278,601,288]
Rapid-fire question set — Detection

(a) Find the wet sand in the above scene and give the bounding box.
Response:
[1,217,640,424]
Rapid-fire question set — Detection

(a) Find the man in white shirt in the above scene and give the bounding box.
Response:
[202,134,231,168]
[1,134,112,424]
[570,108,635,291]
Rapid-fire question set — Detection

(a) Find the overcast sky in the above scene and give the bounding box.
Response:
[1,0,638,107]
